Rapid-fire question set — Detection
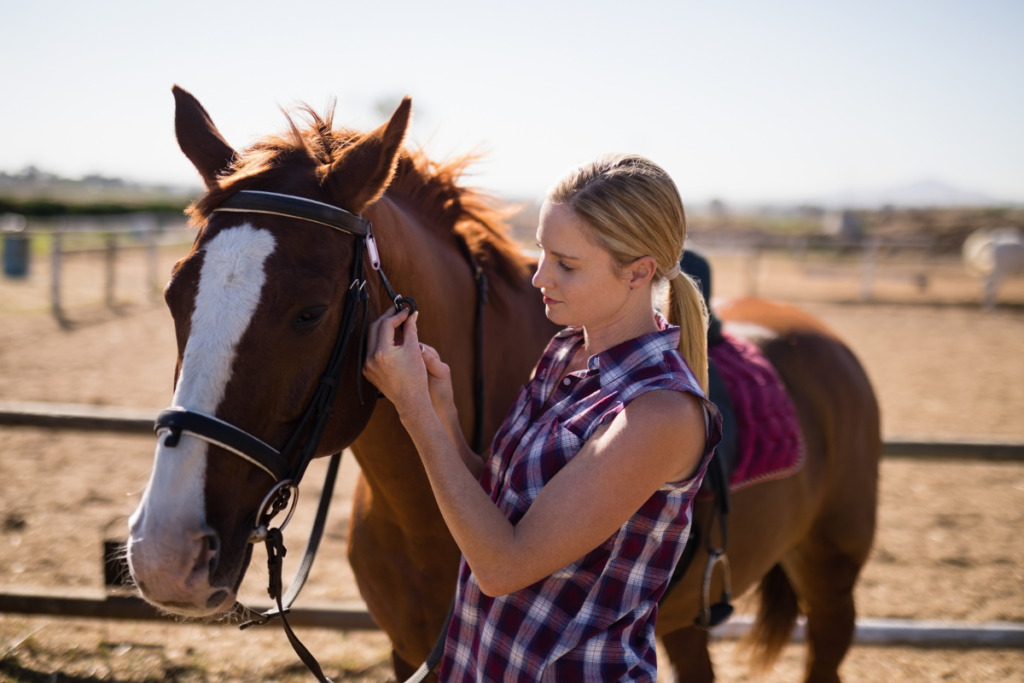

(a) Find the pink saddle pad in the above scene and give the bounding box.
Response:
[705,331,804,494]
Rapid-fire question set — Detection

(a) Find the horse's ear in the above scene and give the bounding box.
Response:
[321,97,411,212]
[172,85,236,190]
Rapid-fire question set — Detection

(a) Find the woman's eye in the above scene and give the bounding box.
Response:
[558,261,574,272]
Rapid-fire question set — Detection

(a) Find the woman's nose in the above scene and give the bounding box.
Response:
[531,255,548,289]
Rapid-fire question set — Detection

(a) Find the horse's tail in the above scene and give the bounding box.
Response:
[743,563,800,672]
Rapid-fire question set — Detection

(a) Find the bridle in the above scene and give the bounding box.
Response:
[153,189,420,682]
[156,189,416,499]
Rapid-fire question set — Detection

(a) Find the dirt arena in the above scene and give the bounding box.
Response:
[1,243,1022,681]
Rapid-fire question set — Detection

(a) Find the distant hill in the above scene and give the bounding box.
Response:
[0,167,197,205]
[809,179,1003,209]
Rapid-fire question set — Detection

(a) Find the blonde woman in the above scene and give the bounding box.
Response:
[365,154,721,681]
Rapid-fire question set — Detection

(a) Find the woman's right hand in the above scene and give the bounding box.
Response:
[364,307,429,416]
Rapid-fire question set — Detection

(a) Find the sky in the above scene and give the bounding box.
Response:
[2,0,1022,205]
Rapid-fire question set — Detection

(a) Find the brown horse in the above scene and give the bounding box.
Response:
[127,87,880,683]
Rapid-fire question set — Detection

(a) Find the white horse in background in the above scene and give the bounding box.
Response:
[962,227,1024,308]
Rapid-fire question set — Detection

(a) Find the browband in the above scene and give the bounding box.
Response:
[214,190,371,236]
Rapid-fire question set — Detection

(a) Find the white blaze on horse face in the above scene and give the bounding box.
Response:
[174,225,276,411]
[128,225,275,608]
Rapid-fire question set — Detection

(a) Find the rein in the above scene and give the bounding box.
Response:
[154,189,485,682]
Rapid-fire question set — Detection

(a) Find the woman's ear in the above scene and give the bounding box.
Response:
[627,256,658,289]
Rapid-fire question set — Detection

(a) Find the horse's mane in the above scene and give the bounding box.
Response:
[187,104,531,286]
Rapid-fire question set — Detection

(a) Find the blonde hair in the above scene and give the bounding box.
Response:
[548,154,710,393]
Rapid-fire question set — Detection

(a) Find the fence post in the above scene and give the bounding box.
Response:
[860,238,880,301]
[51,229,64,322]
[146,225,160,301]
[104,233,117,309]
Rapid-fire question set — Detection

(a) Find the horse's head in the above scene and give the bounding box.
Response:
[127,86,411,617]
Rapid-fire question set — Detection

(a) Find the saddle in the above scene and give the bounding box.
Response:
[667,252,804,628]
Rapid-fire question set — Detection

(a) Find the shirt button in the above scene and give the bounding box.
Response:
[562,378,571,386]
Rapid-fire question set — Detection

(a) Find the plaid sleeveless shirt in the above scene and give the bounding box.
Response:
[438,318,721,681]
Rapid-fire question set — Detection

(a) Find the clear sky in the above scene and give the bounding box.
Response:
[2,0,1022,204]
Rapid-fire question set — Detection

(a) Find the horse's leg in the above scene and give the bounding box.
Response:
[987,271,1005,309]
[780,524,872,683]
[984,273,996,308]
[660,626,714,683]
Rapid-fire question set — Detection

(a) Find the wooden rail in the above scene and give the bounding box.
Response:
[2,400,1022,647]
[2,586,1021,648]
[0,585,377,630]
[2,401,1022,461]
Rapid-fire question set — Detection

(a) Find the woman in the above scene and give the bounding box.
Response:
[364,154,721,681]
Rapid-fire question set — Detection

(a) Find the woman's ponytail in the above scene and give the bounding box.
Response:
[666,270,710,395]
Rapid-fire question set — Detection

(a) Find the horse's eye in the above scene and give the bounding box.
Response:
[294,306,327,329]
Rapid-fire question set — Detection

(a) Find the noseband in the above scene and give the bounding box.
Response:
[156,190,416,519]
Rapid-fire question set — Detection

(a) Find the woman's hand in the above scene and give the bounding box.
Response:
[365,309,478,476]
[363,307,430,416]
[419,342,457,426]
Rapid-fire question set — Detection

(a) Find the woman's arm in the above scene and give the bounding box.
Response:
[364,309,706,597]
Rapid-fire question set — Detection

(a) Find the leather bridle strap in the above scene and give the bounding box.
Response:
[156,407,289,481]
[216,189,371,236]
[452,232,488,453]
[218,190,415,316]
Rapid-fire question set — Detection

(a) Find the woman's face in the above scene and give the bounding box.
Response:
[532,200,632,329]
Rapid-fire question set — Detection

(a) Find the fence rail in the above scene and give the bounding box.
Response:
[2,586,1021,649]
[2,399,1022,648]
[2,218,194,325]
[2,400,1021,461]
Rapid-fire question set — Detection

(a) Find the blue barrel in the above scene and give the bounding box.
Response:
[3,232,30,278]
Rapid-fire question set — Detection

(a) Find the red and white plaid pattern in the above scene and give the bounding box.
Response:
[439,318,721,681]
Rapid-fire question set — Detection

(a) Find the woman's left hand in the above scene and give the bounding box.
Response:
[363,307,430,415]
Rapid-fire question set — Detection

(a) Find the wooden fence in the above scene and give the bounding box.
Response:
[1,400,1022,647]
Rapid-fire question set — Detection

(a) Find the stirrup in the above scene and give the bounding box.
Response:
[696,549,734,629]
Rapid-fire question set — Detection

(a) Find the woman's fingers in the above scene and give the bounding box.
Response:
[367,307,410,357]
[421,344,449,379]
[401,311,420,351]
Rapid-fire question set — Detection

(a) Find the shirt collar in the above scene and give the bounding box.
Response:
[554,314,680,384]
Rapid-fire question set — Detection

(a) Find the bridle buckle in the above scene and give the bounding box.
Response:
[249,479,299,544]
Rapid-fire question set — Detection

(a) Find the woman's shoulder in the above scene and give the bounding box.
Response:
[625,386,703,428]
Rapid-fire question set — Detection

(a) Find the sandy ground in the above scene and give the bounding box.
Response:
[1,245,1022,681]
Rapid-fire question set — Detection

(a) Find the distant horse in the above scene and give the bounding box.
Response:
[963,227,1024,308]
[127,87,881,683]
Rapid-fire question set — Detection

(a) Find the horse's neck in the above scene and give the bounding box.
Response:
[354,196,478,477]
